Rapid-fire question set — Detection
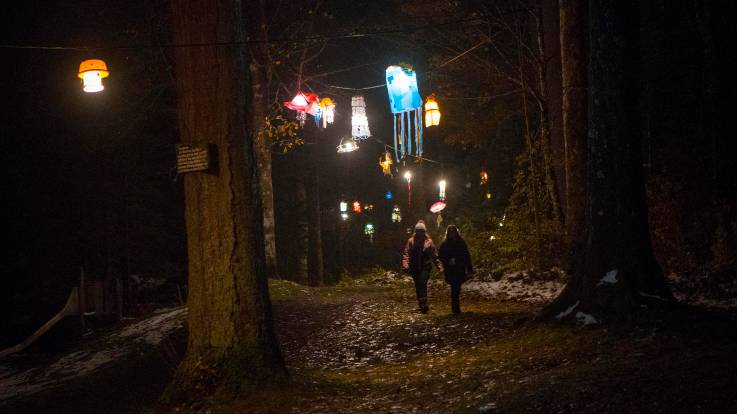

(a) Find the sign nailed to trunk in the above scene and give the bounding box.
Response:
[176,144,216,174]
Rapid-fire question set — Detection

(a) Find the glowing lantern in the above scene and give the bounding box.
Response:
[438,179,447,201]
[337,137,359,153]
[339,201,348,212]
[341,213,349,220]
[320,97,336,128]
[391,205,402,223]
[284,92,319,126]
[424,94,441,127]
[353,201,362,213]
[379,151,393,176]
[386,65,423,161]
[364,223,375,242]
[480,171,488,185]
[78,59,109,93]
[430,201,447,213]
[351,96,371,140]
[485,192,492,199]
[385,191,393,200]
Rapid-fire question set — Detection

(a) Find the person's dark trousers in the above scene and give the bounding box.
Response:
[450,281,462,314]
[412,269,430,312]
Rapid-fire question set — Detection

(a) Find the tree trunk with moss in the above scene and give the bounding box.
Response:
[166,0,285,401]
[543,0,672,320]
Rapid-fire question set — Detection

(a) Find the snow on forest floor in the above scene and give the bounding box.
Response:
[0,307,186,404]
[3,272,737,414]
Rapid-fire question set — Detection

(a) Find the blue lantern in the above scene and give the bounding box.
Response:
[386,65,423,161]
[385,191,393,200]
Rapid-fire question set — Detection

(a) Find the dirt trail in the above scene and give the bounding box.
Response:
[3,280,737,413]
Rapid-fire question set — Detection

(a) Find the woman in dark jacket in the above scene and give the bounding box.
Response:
[438,225,473,314]
[402,221,442,313]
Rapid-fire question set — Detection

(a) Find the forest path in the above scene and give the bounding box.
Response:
[2,278,737,413]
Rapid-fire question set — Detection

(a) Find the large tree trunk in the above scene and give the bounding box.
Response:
[559,0,588,252]
[543,0,672,320]
[167,0,285,400]
[250,62,280,279]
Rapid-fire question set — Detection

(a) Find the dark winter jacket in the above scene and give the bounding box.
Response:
[438,238,473,284]
[402,235,442,276]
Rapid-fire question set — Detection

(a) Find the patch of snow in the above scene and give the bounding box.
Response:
[0,306,187,402]
[555,301,580,320]
[461,271,565,304]
[597,269,618,286]
[575,312,598,326]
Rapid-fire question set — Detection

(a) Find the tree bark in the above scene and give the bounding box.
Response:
[167,0,285,401]
[559,0,588,251]
[306,142,324,286]
[250,62,280,279]
[543,0,672,320]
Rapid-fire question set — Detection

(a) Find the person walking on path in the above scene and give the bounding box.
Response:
[402,221,442,313]
[438,225,473,314]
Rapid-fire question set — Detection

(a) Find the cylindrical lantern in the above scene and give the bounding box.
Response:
[424,94,441,127]
[339,201,348,212]
[320,97,336,127]
[438,179,447,200]
[351,96,371,140]
[78,59,109,93]
[353,201,362,213]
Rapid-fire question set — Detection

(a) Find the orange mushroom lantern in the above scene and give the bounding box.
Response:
[78,59,109,93]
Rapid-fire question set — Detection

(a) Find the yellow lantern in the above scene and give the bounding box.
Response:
[424,94,441,127]
[379,150,393,176]
[78,59,110,93]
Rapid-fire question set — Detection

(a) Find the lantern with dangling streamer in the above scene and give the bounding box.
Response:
[424,94,441,127]
[351,96,371,140]
[386,65,423,161]
[284,92,319,126]
[320,97,336,128]
[78,59,109,93]
[379,150,393,176]
[364,223,375,242]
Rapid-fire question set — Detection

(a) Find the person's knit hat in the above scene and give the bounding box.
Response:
[414,221,426,231]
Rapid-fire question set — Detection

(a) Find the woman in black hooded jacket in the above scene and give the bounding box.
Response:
[438,225,473,314]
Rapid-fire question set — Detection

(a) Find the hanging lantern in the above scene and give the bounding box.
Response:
[438,179,447,201]
[480,171,488,185]
[424,94,441,127]
[353,201,362,213]
[385,191,393,200]
[365,204,374,211]
[379,151,393,176]
[351,96,371,140]
[364,223,375,242]
[430,201,447,213]
[386,65,423,161]
[485,192,492,199]
[339,201,348,213]
[403,170,412,208]
[284,92,319,126]
[78,59,109,93]
[392,205,402,223]
[337,137,359,153]
[320,97,336,128]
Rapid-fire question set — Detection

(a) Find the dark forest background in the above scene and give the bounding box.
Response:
[2,0,736,346]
